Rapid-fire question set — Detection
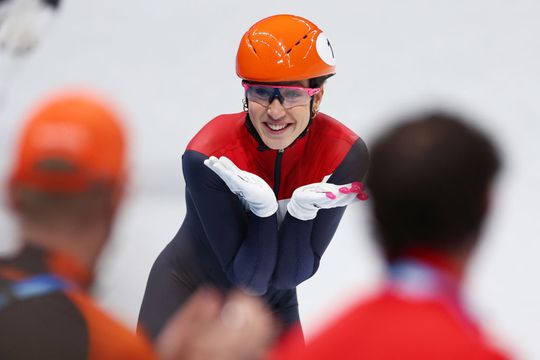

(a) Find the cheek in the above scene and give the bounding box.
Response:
[290,108,311,130]
[248,102,269,120]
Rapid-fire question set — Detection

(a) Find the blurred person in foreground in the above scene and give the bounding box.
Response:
[0,92,276,359]
[271,111,510,359]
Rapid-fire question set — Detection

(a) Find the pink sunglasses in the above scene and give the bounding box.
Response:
[241,81,321,97]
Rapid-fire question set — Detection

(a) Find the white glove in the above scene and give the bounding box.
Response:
[204,156,278,218]
[287,181,368,221]
[0,0,56,54]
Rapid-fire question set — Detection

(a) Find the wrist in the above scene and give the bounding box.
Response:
[287,198,317,221]
[250,201,278,218]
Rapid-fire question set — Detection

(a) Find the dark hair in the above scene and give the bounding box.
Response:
[309,74,333,88]
[366,111,501,261]
[247,74,333,88]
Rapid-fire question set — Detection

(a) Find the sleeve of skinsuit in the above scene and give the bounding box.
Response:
[183,150,279,295]
[272,138,369,289]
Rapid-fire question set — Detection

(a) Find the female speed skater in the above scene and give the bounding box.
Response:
[138,14,370,340]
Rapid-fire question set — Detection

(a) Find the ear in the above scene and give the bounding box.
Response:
[109,181,125,216]
[313,87,324,111]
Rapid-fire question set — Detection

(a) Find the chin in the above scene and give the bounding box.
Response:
[264,142,282,150]
[261,137,292,150]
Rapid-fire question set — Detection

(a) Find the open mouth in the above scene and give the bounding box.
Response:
[264,122,291,133]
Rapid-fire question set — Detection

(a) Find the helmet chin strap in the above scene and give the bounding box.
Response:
[296,96,315,138]
[244,112,270,151]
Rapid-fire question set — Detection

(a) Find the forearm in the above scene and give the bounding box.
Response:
[227,213,279,295]
[271,137,368,288]
[272,214,316,289]
[272,207,346,289]
[184,150,279,294]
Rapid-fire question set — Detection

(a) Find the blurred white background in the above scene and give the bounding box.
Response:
[0,0,539,358]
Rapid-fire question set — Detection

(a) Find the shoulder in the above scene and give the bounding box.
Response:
[310,113,360,146]
[293,293,509,360]
[66,291,157,360]
[309,113,367,162]
[186,112,249,156]
[0,288,89,359]
[0,287,155,360]
[305,113,368,181]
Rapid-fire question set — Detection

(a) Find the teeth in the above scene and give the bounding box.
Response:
[268,123,287,131]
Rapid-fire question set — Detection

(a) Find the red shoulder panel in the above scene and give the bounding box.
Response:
[186,112,249,156]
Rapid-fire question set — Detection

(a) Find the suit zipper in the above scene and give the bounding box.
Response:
[273,149,284,196]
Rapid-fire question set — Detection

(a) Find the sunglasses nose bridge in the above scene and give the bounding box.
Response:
[269,88,285,106]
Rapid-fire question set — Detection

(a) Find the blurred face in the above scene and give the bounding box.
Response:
[246,80,324,150]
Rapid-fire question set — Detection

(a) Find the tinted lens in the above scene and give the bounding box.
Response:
[247,86,274,104]
[280,89,310,107]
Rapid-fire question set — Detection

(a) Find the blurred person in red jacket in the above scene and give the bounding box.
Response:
[272,110,511,360]
[0,92,276,360]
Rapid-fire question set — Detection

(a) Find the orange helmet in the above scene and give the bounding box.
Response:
[9,92,127,192]
[236,14,336,83]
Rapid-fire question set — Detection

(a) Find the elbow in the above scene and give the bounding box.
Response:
[272,256,320,290]
[272,271,312,289]
[272,259,319,289]
[240,284,268,296]
[272,276,301,289]
[227,266,269,295]
[234,279,268,296]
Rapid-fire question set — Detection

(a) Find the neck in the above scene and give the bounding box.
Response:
[402,242,476,282]
[20,221,109,273]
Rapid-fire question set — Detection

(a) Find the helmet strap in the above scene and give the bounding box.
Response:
[244,113,270,151]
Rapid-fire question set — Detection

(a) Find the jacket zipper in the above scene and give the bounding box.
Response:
[273,149,284,196]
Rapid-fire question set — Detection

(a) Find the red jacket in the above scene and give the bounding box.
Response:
[271,256,510,360]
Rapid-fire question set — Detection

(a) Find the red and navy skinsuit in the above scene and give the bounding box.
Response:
[138,112,369,340]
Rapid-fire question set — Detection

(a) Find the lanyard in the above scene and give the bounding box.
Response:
[387,260,460,299]
[0,274,73,310]
[386,260,478,333]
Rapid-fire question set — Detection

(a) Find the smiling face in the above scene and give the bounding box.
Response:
[247,80,324,150]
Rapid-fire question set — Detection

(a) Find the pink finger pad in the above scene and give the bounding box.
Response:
[326,192,337,199]
[357,192,368,201]
[351,182,365,191]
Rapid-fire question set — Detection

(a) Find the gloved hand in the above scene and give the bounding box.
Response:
[0,0,56,54]
[287,181,368,221]
[204,156,278,218]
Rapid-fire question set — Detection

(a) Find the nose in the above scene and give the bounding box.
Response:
[267,98,286,120]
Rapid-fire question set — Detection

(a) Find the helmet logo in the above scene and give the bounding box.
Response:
[316,32,336,66]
